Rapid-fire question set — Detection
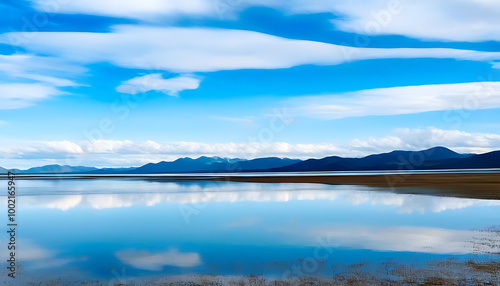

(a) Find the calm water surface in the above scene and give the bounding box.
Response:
[0,179,499,283]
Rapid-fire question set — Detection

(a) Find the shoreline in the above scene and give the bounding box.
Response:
[2,172,500,200]
[10,258,500,285]
[203,173,500,200]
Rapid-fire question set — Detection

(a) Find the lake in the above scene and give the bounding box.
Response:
[1,178,499,284]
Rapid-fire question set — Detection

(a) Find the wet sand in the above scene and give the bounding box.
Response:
[201,173,500,200]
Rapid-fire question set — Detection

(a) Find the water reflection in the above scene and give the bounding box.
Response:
[16,180,500,214]
[0,179,498,282]
[292,225,500,255]
[115,249,201,270]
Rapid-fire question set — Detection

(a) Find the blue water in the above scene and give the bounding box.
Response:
[0,179,499,283]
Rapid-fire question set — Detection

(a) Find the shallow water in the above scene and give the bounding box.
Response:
[0,179,499,283]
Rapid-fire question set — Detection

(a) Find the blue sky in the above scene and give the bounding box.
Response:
[1,0,500,168]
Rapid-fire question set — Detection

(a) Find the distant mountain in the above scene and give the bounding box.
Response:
[3,147,500,175]
[209,157,302,172]
[1,165,136,175]
[129,156,301,174]
[85,167,138,174]
[432,150,500,169]
[17,165,99,174]
[272,147,472,172]
[129,156,235,174]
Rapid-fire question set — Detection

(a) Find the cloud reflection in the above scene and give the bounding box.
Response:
[343,191,486,213]
[19,181,500,214]
[303,225,500,255]
[0,240,78,271]
[115,249,201,271]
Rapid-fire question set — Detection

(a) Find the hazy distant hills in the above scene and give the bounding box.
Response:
[1,147,500,174]
[11,165,99,174]
[0,165,135,174]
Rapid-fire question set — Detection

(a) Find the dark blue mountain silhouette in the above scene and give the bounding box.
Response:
[271,147,473,172]
[128,156,301,174]
[2,147,499,174]
[430,150,500,169]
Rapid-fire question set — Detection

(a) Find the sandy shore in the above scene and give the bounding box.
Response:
[199,173,500,200]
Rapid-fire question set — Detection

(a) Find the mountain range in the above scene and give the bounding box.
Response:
[1,147,499,174]
[94,156,302,174]
[271,146,475,172]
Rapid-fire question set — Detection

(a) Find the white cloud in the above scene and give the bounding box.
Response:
[0,140,84,158]
[2,127,500,167]
[215,116,255,126]
[81,140,341,158]
[116,73,201,96]
[322,0,500,42]
[2,25,499,111]
[0,83,65,109]
[349,127,500,154]
[265,0,500,42]
[0,54,85,77]
[74,140,341,165]
[0,140,339,167]
[31,0,216,20]
[289,81,500,120]
[30,0,500,42]
[0,54,83,109]
[3,26,500,74]
[0,54,83,87]
[115,249,201,270]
